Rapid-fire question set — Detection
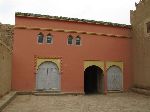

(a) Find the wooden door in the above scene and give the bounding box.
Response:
[107,66,123,91]
[36,61,60,91]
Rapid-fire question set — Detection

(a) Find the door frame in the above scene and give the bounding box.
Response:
[84,60,105,94]
[106,61,123,91]
[34,56,62,91]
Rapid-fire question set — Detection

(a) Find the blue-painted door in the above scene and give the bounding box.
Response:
[36,62,60,91]
[107,66,123,91]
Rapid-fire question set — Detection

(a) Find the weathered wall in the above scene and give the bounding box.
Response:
[131,0,150,89]
[0,23,13,97]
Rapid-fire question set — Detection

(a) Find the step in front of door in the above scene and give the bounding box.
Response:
[33,92,64,96]
[33,90,61,96]
[34,90,60,93]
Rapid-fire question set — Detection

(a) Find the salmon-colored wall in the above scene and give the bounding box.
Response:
[12,16,133,93]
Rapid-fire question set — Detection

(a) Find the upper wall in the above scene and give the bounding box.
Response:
[15,12,131,38]
[130,0,150,89]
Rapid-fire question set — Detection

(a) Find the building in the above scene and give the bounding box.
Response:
[131,0,150,90]
[12,12,133,94]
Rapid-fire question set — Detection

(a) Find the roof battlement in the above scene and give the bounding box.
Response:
[133,0,149,11]
[15,12,131,28]
[130,0,150,23]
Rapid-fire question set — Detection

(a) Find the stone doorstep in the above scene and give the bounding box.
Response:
[0,91,17,111]
[107,90,124,93]
[34,92,64,96]
[132,88,150,96]
[33,90,61,93]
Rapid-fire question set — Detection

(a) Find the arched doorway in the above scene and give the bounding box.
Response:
[84,65,104,94]
[107,65,123,91]
[36,61,60,91]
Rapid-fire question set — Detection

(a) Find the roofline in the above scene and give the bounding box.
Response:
[15,12,131,29]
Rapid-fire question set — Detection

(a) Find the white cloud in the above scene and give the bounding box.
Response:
[0,0,140,25]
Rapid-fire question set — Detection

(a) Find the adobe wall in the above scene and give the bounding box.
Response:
[0,23,13,97]
[131,0,150,89]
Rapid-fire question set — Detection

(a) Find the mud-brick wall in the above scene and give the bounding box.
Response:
[0,23,13,97]
[130,0,150,89]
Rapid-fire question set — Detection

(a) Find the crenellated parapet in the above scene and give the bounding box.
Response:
[134,0,149,9]
[130,0,150,24]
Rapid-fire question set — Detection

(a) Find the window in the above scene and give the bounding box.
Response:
[76,36,81,45]
[146,22,150,33]
[46,33,53,44]
[38,32,44,43]
[67,35,73,45]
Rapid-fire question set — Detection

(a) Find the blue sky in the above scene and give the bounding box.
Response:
[0,0,140,25]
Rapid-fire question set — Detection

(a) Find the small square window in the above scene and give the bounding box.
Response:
[68,35,73,45]
[38,33,44,43]
[38,36,43,43]
[76,36,81,45]
[47,36,53,44]
[146,22,150,33]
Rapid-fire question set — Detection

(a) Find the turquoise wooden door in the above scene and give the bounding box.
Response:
[107,66,123,91]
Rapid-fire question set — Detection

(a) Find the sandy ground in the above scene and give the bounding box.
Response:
[2,92,150,112]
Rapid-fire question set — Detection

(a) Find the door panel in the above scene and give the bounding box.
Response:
[107,66,122,91]
[36,68,46,90]
[49,67,60,90]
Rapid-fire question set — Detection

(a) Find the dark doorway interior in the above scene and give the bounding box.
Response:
[84,65,104,94]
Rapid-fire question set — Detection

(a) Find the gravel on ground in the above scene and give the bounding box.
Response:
[2,92,150,112]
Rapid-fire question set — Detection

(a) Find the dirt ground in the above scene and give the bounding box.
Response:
[2,92,150,112]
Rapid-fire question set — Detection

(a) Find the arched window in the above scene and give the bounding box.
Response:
[46,33,53,44]
[76,36,81,45]
[37,32,44,44]
[67,35,73,45]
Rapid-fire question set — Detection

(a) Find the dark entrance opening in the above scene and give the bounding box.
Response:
[84,65,104,94]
